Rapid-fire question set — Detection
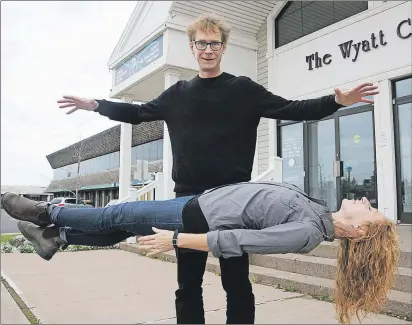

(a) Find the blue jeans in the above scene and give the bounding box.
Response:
[50,196,195,246]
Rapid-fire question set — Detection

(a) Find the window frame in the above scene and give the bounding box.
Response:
[268,1,399,56]
[274,1,369,49]
[392,75,412,224]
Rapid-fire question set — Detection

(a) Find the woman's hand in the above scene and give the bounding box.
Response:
[138,227,174,257]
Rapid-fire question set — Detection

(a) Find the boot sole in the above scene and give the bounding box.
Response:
[17,222,54,261]
[1,193,50,227]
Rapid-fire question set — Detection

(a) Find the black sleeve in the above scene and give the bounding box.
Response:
[94,84,175,124]
[242,77,344,121]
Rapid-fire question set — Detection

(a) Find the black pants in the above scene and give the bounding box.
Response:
[175,192,255,324]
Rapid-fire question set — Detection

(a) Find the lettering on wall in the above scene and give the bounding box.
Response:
[305,18,411,71]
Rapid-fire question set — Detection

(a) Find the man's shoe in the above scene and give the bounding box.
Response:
[1,193,52,226]
[17,221,66,261]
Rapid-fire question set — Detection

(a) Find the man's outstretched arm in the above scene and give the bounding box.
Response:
[240,78,378,121]
[57,85,175,124]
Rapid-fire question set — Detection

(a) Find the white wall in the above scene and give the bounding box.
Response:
[269,1,411,98]
[256,21,270,175]
[266,1,412,221]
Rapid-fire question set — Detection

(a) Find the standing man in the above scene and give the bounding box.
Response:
[57,14,378,324]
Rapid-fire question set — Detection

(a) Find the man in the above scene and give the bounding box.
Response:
[57,13,378,324]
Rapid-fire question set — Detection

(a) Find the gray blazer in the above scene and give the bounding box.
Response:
[196,182,335,258]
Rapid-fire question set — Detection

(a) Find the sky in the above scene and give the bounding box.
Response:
[1,1,138,186]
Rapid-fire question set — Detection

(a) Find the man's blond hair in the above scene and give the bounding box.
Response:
[186,13,231,44]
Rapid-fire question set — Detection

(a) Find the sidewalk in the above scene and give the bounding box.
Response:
[1,250,410,324]
[1,282,29,324]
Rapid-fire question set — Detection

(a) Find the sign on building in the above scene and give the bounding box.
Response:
[114,34,164,86]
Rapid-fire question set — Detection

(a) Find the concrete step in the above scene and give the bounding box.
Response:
[249,253,412,293]
[120,243,412,319]
[308,240,412,269]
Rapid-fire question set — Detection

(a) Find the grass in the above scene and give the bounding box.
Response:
[1,233,20,244]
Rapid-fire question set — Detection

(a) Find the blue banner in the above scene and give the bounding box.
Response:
[114,34,163,86]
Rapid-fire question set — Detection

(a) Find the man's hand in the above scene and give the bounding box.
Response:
[334,83,379,106]
[138,227,175,257]
[57,95,99,115]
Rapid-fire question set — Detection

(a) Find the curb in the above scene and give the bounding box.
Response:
[1,271,41,324]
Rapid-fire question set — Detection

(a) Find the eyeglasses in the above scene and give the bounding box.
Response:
[193,41,223,51]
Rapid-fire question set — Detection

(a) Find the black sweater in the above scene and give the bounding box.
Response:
[96,72,343,194]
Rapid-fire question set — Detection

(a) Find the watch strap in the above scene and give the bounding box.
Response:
[172,229,179,249]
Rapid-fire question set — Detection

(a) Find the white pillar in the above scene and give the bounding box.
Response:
[374,79,398,222]
[163,69,180,199]
[119,98,133,200]
[268,119,277,161]
[251,138,259,179]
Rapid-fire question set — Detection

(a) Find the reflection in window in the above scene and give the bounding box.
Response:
[395,77,412,98]
[397,103,412,214]
[275,1,368,47]
[52,139,163,180]
[308,120,337,211]
[280,123,304,190]
[339,112,377,207]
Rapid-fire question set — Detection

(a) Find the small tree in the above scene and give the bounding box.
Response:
[71,139,84,207]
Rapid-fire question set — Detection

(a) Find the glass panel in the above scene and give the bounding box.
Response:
[395,77,412,98]
[333,1,368,21]
[158,139,163,160]
[302,2,335,37]
[149,141,157,161]
[113,151,120,169]
[308,120,337,211]
[276,1,367,47]
[339,111,377,207]
[131,146,138,165]
[142,143,150,161]
[281,123,304,190]
[277,10,303,47]
[397,103,412,216]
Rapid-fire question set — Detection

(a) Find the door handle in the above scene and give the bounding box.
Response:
[333,161,343,178]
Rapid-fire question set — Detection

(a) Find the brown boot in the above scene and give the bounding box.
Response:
[1,193,53,226]
[17,221,66,261]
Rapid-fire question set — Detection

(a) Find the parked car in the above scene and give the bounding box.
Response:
[104,199,119,208]
[49,197,94,208]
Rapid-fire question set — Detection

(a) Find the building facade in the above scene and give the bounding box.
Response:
[45,120,163,207]
[267,1,411,224]
[48,1,411,223]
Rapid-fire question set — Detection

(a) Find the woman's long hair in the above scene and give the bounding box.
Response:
[334,218,399,324]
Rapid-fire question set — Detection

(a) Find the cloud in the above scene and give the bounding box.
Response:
[1,1,137,186]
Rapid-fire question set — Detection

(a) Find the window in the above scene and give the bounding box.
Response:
[275,1,368,47]
[393,76,412,224]
[279,122,305,190]
[52,139,164,180]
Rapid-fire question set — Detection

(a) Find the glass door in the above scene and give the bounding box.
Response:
[308,119,337,211]
[394,102,412,224]
[280,123,305,190]
[337,111,378,208]
[306,108,377,211]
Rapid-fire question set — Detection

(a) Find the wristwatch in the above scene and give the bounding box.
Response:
[172,229,179,249]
